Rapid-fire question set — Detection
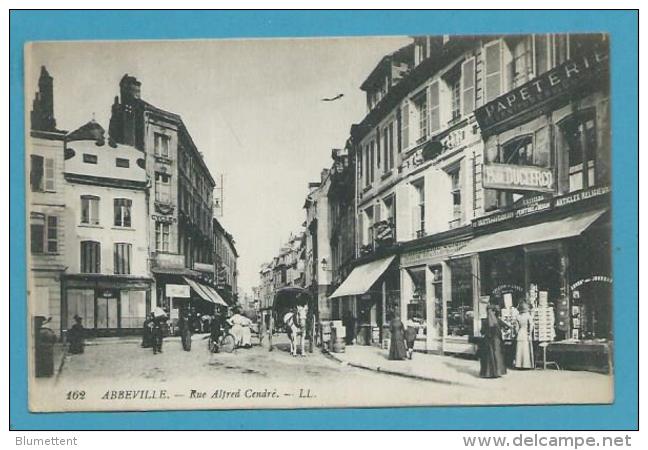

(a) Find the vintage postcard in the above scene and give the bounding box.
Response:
[25,34,614,412]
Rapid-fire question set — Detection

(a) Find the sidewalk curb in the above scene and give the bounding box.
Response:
[323,350,470,387]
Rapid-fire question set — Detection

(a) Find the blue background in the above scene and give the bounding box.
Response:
[9,10,638,430]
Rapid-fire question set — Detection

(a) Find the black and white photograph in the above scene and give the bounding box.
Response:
[25,33,613,412]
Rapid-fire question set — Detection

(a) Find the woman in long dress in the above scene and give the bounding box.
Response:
[388,314,408,360]
[514,301,535,369]
[228,311,253,348]
[480,304,509,378]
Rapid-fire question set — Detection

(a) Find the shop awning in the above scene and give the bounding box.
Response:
[329,255,395,298]
[451,208,607,258]
[182,277,228,307]
[203,285,229,307]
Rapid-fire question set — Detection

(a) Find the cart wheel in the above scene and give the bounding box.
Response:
[220,334,236,353]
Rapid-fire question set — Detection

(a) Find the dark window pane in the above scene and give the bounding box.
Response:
[31,224,44,253]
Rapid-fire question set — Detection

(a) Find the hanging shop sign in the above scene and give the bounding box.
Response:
[166,284,190,298]
[570,275,613,291]
[475,47,609,132]
[483,163,555,192]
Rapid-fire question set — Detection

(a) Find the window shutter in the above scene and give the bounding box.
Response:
[402,102,410,149]
[358,213,364,246]
[44,158,55,191]
[429,81,440,133]
[461,57,476,116]
[375,202,382,223]
[485,41,502,102]
[376,131,381,168]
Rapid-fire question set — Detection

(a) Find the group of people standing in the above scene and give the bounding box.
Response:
[478,299,535,378]
[385,299,536,378]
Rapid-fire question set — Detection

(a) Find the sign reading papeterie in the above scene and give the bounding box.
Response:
[166,284,190,298]
[482,163,555,192]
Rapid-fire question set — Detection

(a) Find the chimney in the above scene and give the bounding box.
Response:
[30,66,57,131]
[119,74,142,103]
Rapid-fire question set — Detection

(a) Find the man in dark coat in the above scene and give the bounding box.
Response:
[68,315,85,354]
[151,316,165,355]
[141,313,154,348]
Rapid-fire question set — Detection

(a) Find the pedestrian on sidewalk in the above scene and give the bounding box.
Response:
[141,313,154,348]
[479,300,510,378]
[67,315,85,354]
[388,312,407,361]
[514,301,534,369]
[151,315,166,355]
[404,316,419,360]
[179,307,192,352]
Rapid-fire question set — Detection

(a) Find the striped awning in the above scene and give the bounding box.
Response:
[182,277,228,307]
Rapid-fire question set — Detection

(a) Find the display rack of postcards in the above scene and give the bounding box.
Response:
[533,306,556,342]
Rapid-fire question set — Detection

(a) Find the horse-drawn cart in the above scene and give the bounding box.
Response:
[269,286,314,356]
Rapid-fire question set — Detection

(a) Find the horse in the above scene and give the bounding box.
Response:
[283,304,308,357]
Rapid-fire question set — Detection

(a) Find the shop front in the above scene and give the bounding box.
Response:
[452,194,612,371]
[62,274,152,337]
[329,254,400,346]
[152,267,228,335]
[400,237,475,355]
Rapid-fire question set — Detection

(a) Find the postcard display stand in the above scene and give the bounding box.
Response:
[533,291,556,342]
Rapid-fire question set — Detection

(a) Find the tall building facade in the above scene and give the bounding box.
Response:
[330,34,611,360]
[61,122,151,336]
[213,217,239,305]
[108,75,220,326]
[27,66,67,336]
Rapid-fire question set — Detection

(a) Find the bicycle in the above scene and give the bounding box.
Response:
[207,329,236,353]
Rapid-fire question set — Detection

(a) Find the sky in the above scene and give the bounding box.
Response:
[26,36,411,293]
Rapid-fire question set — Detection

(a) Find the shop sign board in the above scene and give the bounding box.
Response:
[166,284,190,298]
[401,240,469,266]
[553,185,610,208]
[473,185,610,228]
[483,163,555,192]
[475,47,609,132]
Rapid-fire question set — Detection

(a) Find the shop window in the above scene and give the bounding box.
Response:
[406,267,427,334]
[80,195,100,225]
[114,243,132,275]
[447,257,474,337]
[80,240,101,273]
[155,222,170,252]
[559,112,597,192]
[155,172,172,203]
[121,290,147,328]
[113,198,132,227]
[480,249,526,307]
[154,132,170,157]
[411,179,425,238]
[66,289,95,329]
